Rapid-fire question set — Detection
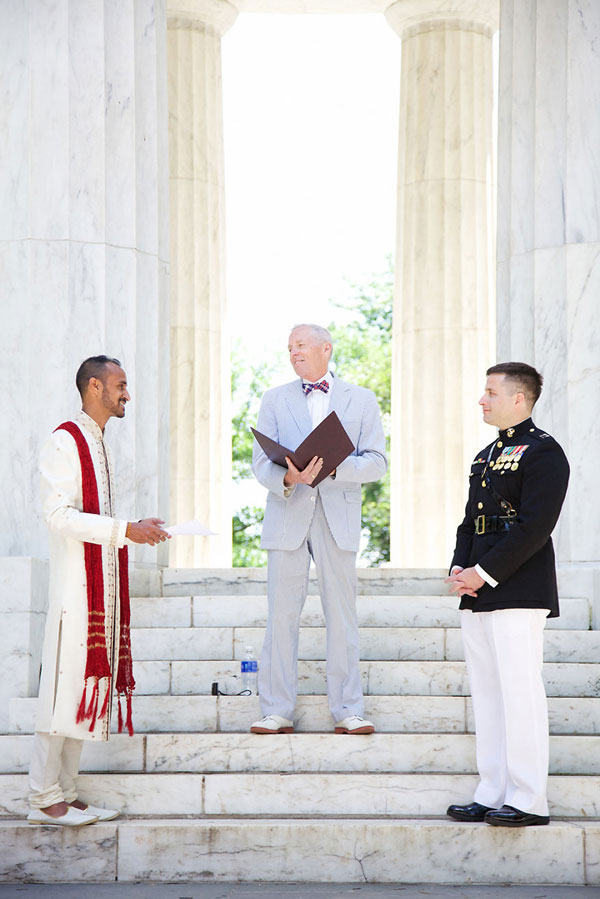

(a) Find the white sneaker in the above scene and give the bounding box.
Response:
[334,715,375,734]
[250,714,294,734]
[27,806,99,826]
[77,803,121,822]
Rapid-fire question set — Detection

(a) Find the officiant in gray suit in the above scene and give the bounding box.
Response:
[250,323,387,735]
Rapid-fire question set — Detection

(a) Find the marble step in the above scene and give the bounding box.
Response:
[2,771,600,818]
[9,694,600,735]
[159,565,597,602]
[161,567,451,596]
[2,732,599,775]
[124,658,600,697]
[130,624,600,663]
[2,817,597,884]
[132,593,592,630]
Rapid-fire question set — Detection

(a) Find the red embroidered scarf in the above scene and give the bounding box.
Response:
[55,421,135,735]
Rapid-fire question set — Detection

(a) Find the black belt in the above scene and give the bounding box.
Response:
[474,514,516,535]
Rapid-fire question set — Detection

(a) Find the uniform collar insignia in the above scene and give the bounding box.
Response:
[499,417,534,442]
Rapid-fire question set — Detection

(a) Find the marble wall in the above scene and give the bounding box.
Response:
[496,0,600,564]
[0,0,170,567]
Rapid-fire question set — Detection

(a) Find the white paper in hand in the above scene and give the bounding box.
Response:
[164,519,217,537]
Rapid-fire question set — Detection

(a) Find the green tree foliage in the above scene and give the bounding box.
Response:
[232,504,266,567]
[231,350,279,482]
[231,260,393,567]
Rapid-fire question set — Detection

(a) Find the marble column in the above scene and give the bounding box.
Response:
[496,0,600,567]
[385,0,498,567]
[0,0,169,717]
[168,0,237,568]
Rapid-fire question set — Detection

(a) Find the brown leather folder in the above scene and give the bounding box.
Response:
[251,411,355,488]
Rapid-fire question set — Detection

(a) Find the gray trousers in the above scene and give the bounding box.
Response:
[258,496,364,722]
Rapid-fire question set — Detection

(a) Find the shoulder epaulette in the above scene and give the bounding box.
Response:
[529,427,553,442]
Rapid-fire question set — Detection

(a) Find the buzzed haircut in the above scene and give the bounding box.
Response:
[487,361,543,406]
[76,355,122,399]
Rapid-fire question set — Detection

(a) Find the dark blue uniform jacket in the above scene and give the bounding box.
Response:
[451,417,569,617]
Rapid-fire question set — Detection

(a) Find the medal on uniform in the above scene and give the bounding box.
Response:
[494,445,530,468]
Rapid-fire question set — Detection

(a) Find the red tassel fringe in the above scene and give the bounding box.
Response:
[125,691,134,737]
[98,682,110,722]
[76,684,88,725]
[115,546,135,735]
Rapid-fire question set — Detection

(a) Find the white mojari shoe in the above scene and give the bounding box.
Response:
[27,806,99,826]
[77,803,121,821]
[250,714,294,734]
[334,715,375,734]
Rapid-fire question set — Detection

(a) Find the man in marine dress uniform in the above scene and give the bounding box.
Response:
[27,356,169,826]
[250,324,387,735]
[446,362,569,827]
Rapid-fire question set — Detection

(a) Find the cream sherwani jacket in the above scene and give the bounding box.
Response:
[36,411,129,741]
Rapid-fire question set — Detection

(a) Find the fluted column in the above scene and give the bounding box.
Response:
[168,0,237,567]
[385,0,498,567]
[0,0,170,565]
[497,0,600,567]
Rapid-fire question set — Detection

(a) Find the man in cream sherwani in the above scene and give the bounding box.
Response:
[27,355,169,826]
[250,324,387,735]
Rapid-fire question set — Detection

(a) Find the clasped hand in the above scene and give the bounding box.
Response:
[445,566,484,598]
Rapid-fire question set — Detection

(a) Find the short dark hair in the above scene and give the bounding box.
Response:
[486,361,543,406]
[76,355,122,399]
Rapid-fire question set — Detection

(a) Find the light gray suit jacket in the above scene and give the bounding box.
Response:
[252,376,388,552]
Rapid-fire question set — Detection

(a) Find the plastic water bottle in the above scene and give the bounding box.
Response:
[240,645,258,695]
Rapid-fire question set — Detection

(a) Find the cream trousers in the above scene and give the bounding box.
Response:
[29,731,83,809]
[461,607,549,816]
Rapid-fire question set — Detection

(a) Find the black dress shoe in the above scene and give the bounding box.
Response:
[484,805,550,827]
[446,801,494,822]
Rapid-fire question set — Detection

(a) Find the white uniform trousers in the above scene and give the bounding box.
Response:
[29,731,83,809]
[258,495,364,723]
[461,607,549,816]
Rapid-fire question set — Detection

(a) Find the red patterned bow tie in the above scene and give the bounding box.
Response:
[302,379,329,396]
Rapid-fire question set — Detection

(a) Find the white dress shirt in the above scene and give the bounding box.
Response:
[283,371,333,497]
[304,370,332,429]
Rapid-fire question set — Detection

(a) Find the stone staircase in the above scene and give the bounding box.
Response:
[1,568,599,885]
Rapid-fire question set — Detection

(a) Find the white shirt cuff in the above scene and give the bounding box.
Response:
[476,563,498,588]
